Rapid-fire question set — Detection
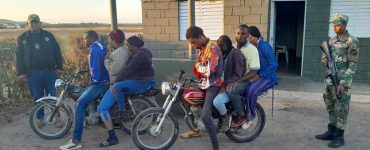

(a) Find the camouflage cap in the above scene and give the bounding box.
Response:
[330,14,348,25]
[28,14,40,22]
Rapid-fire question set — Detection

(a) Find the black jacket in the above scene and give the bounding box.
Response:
[116,48,155,82]
[16,29,63,75]
[223,48,246,85]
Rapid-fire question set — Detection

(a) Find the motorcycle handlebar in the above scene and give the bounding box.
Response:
[71,70,88,78]
[77,70,89,74]
[183,77,200,85]
[177,69,186,82]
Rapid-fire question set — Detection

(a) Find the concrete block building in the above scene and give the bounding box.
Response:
[141,0,370,83]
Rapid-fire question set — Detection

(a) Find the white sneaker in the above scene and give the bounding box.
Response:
[241,121,253,129]
[59,140,82,150]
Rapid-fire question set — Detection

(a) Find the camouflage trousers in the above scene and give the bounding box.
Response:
[323,85,351,130]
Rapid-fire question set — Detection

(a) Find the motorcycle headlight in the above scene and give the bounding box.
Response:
[55,79,64,88]
[161,82,170,95]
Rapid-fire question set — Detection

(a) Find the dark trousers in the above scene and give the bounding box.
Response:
[201,86,220,150]
[244,78,274,120]
[227,81,251,116]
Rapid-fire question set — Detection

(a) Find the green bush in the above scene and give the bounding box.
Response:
[0,30,110,101]
[0,39,30,100]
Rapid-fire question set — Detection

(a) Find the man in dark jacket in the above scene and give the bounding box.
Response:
[15,14,63,119]
[213,35,246,132]
[97,36,156,147]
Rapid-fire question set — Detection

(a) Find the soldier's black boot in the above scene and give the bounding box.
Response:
[328,129,345,148]
[315,124,336,140]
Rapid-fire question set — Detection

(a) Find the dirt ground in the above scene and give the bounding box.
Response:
[0,100,32,125]
[0,97,369,150]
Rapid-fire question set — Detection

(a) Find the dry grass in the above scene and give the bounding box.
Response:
[0,25,143,125]
[0,25,143,40]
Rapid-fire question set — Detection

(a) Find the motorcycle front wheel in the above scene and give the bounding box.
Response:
[29,100,73,139]
[131,107,179,150]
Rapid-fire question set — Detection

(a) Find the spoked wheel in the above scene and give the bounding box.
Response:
[29,100,73,139]
[225,103,266,143]
[119,97,156,134]
[131,107,179,150]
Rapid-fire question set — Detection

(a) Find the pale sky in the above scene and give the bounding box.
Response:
[0,0,142,24]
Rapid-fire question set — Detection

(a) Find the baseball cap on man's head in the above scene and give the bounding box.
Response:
[28,14,40,22]
[329,14,348,25]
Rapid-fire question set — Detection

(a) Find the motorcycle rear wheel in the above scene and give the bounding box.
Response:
[120,96,157,135]
[225,103,266,143]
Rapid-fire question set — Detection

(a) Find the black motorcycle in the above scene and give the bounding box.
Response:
[29,70,159,139]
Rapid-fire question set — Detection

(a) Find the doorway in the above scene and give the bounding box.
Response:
[270,1,305,76]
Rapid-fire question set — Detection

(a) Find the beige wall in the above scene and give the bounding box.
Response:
[224,0,269,39]
[141,0,189,58]
[142,0,270,58]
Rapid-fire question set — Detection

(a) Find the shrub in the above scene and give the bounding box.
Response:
[0,39,30,100]
[0,30,110,101]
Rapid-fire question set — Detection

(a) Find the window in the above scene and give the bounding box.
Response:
[329,0,370,38]
[179,0,224,40]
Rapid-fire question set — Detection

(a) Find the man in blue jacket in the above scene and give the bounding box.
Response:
[60,30,109,150]
[245,26,278,123]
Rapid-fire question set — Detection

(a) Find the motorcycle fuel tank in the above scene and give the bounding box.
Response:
[181,88,206,107]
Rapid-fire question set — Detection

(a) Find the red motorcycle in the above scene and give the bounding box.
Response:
[131,70,266,150]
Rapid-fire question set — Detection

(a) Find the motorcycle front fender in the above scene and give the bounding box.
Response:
[35,96,73,115]
[35,96,59,103]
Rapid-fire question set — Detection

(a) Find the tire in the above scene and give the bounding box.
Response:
[29,100,73,139]
[131,107,179,150]
[120,96,158,134]
[225,103,266,143]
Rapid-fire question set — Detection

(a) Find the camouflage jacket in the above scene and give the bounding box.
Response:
[322,31,359,87]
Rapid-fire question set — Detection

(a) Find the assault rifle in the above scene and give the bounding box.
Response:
[320,41,342,99]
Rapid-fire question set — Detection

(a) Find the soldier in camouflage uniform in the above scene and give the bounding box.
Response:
[315,14,359,148]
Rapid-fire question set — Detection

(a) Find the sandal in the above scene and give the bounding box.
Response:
[99,139,118,147]
[180,130,201,138]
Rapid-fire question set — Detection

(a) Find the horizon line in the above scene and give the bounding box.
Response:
[0,19,143,24]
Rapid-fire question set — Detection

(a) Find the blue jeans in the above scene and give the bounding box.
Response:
[213,92,230,115]
[98,80,156,122]
[27,70,57,101]
[72,82,109,142]
[27,70,57,119]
